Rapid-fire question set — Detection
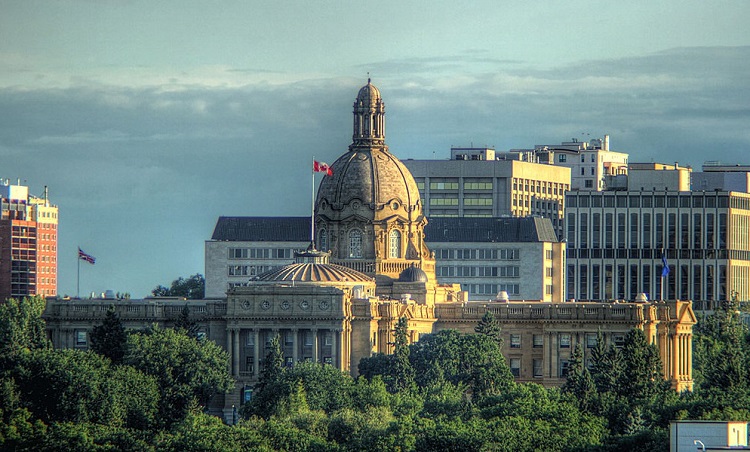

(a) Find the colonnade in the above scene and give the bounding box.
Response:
[225,326,348,378]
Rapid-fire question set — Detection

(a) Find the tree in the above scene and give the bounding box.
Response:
[0,296,49,363]
[562,344,596,412]
[90,307,128,363]
[173,304,200,339]
[617,328,668,402]
[409,329,512,397]
[244,333,287,419]
[124,327,233,425]
[151,274,205,299]
[589,330,621,394]
[475,310,502,348]
[11,349,159,428]
[390,317,415,392]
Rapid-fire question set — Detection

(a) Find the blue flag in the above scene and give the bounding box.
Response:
[661,253,670,278]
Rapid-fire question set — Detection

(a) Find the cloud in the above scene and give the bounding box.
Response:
[1,46,747,297]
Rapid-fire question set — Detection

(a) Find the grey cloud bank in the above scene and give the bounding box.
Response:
[1,47,748,297]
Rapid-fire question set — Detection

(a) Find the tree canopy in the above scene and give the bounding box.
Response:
[125,327,234,426]
[151,274,205,299]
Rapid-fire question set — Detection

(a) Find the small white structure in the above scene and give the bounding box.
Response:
[670,420,748,452]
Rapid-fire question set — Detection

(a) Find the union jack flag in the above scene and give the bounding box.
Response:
[78,247,96,265]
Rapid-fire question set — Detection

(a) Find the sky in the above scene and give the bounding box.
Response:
[1,1,749,298]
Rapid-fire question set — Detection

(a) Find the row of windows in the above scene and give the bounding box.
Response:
[566,193,737,209]
[433,248,520,260]
[229,248,295,260]
[512,197,560,211]
[558,153,600,163]
[567,212,729,250]
[463,284,520,296]
[512,178,567,196]
[318,228,403,259]
[437,265,520,278]
[228,265,274,277]
[508,332,613,350]
[245,331,335,347]
[568,248,748,261]
[567,263,728,301]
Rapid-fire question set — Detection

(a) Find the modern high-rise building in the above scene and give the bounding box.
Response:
[0,181,58,301]
[565,164,750,310]
[402,148,570,237]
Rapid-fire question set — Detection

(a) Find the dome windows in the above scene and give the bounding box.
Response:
[318,228,328,252]
[389,229,402,258]
[349,229,363,258]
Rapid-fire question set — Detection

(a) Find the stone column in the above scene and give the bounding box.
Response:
[226,328,233,374]
[670,333,680,383]
[291,328,299,364]
[331,329,338,368]
[550,331,559,378]
[253,329,260,377]
[233,328,240,378]
[312,328,319,362]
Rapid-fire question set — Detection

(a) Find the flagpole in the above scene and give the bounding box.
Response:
[77,249,80,298]
[311,156,315,244]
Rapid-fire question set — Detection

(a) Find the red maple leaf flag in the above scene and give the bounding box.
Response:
[313,160,333,176]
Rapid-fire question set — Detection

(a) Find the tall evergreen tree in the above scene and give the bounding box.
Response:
[562,344,596,411]
[390,317,415,392]
[173,304,200,339]
[89,307,128,364]
[618,328,667,401]
[475,310,502,348]
[244,332,287,418]
[589,330,621,394]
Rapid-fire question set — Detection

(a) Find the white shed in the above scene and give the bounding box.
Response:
[670,420,748,452]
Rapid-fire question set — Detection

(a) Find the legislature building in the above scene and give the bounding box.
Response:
[44,80,696,422]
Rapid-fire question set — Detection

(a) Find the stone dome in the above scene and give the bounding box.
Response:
[315,148,423,222]
[255,262,373,283]
[398,264,428,283]
[355,79,381,106]
[255,248,373,284]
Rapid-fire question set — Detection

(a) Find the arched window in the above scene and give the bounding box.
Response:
[318,228,328,251]
[349,229,363,258]
[389,229,401,258]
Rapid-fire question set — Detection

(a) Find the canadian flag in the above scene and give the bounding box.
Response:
[313,160,333,176]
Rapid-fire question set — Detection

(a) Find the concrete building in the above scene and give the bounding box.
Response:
[565,164,750,310]
[670,420,748,452]
[516,135,629,191]
[402,150,570,237]
[205,217,309,298]
[0,181,58,301]
[425,216,566,301]
[693,161,750,193]
[205,216,566,302]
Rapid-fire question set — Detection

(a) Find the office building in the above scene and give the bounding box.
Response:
[517,135,629,191]
[402,149,570,237]
[425,216,566,301]
[0,181,58,301]
[565,164,750,309]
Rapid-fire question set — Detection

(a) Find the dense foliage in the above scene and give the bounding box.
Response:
[3,301,750,451]
[151,273,206,299]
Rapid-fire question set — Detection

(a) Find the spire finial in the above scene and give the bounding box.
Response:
[367,72,371,84]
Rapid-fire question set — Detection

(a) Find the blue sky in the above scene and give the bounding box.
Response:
[2,1,749,297]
